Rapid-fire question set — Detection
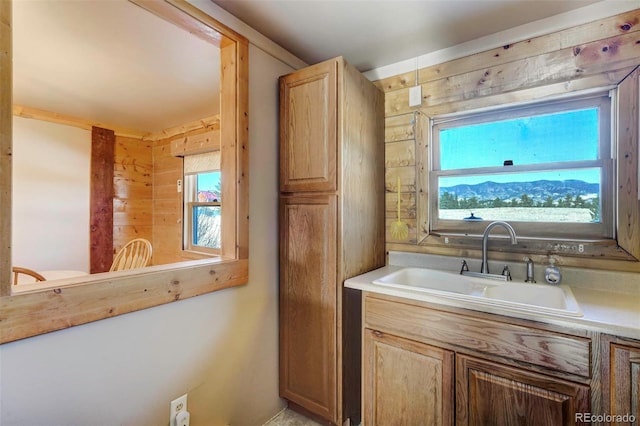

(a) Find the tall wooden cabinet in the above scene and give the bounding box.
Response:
[279,57,385,425]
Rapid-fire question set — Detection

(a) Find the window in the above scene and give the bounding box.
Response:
[430,93,613,240]
[184,151,221,254]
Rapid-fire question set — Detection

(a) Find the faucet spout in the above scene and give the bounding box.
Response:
[481,221,518,274]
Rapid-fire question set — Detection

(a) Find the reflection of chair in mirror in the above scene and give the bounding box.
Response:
[12,266,46,285]
[109,238,153,272]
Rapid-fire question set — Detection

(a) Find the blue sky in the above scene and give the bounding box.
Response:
[198,171,221,192]
[439,108,600,185]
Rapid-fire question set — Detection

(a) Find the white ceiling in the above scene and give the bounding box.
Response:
[212,0,604,72]
[12,0,220,133]
[12,0,632,134]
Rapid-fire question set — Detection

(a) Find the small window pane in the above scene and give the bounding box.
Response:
[438,168,601,223]
[440,108,599,170]
[193,205,221,249]
[197,171,221,202]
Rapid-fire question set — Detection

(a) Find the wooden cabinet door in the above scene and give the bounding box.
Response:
[364,329,454,426]
[280,59,337,193]
[610,343,640,422]
[279,195,337,422]
[456,355,590,426]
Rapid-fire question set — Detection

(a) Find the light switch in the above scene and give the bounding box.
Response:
[409,85,422,107]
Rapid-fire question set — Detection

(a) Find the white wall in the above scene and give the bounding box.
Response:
[0,45,293,426]
[12,116,91,272]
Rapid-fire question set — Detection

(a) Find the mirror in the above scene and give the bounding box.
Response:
[0,0,249,343]
[11,0,221,286]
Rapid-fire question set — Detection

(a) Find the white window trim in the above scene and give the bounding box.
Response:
[183,164,222,256]
[428,91,614,240]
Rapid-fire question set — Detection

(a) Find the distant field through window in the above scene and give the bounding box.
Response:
[430,93,613,239]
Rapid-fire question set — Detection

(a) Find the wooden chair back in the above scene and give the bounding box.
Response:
[13,266,46,285]
[109,238,153,272]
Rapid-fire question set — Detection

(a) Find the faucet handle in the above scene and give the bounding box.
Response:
[524,257,536,283]
[460,259,469,275]
[501,265,512,281]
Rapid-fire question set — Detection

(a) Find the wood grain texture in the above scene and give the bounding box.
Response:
[0,258,248,342]
[279,57,385,425]
[456,355,591,426]
[90,127,115,273]
[616,68,640,261]
[339,60,386,425]
[152,138,183,265]
[385,34,640,117]
[0,0,250,343]
[0,0,11,296]
[279,59,337,193]
[132,0,232,48]
[234,37,249,261]
[376,11,640,93]
[377,10,640,272]
[364,295,591,378]
[114,136,153,259]
[364,329,454,426]
[170,128,220,156]
[146,114,219,141]
[611,344,640,420]
[339,58,386,281]
[605,339,640,422]
[12,105,148,139]
[384,113,415,142]
[279,195,337,422]
[219,38,239,260]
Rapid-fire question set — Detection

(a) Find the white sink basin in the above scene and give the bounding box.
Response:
[372,267,583,318]
[373,267,487,296]
[484,283,570,309]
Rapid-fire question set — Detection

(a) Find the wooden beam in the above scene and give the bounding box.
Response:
[144,115,220,141]
[12,104,220,142]
[90,127,115,273]
[129,0,243,48]
[0,0,11,297]
[12,105,148,139]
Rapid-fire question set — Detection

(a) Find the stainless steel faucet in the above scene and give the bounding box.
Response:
[481,221,518,274]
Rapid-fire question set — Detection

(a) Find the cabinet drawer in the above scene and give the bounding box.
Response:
[364,295,591,378]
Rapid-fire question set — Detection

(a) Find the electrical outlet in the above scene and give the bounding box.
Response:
[169,393,188,426]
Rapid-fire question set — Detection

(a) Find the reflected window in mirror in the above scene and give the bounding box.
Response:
[1,0,250,343]
[184,151,222,255]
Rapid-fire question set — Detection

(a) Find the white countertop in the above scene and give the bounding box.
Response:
[345,252,640,340]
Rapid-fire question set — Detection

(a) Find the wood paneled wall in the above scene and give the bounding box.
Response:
[377,10,640,272]
[152,126,220,265]
[113,135,153,260]
[151,136,183,265]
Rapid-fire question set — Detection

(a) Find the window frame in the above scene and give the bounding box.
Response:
[0,0,250,344]
[428,92,614,240]
[183,170,222,255]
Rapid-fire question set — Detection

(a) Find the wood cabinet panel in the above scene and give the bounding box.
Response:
[364,295,591,377]
[610,343,640,422]
[280,59,337,193]
[279,195,337,421]
[364,329,454,426]
[279,57,384,425]
[456,355,590,426]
